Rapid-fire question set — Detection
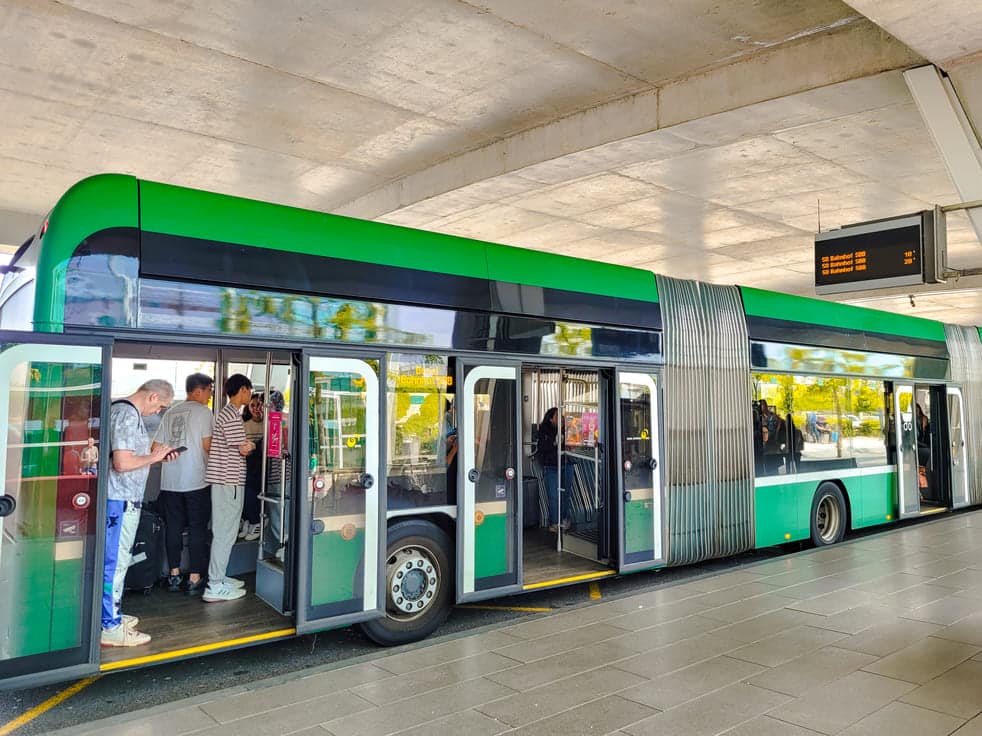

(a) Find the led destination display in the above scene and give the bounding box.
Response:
[814,212,938,295]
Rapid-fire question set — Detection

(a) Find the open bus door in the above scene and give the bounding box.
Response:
[457,362,522,602]
[615,371,665,572]
[894,384,921,518]
[295,353,385,633]
[947,387,971,509]
[0,333,110,690]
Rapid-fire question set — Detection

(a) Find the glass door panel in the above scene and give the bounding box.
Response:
[895,384,920,518]
[298,356,382,631]
[616,372,663,571]
[0,337,106,687]
[459,365,520,600]
[948,387,970,509]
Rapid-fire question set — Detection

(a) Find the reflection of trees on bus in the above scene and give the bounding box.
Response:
[753,373,889,475]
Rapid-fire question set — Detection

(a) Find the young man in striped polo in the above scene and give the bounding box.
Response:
[203,373,256,602]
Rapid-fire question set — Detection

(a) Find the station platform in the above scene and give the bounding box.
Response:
[57,511,982,736]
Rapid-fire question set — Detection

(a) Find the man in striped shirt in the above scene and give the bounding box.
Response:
[203,374,256,602]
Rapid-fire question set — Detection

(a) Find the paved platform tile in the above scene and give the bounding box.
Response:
[507,694,657,736]
[848,573,933,596]
[748,645,878,697]
[934,612,982,647]
[618,655,765,711]
[690,581,785,608]
[622,682,790,736]
[881,583,962,612]
[903,594,982,626]
[954,714,982,735]
[698,593,799,624]
[493,622,628,663]
[322,677,515,736]
[935,568,982,590]
[607,613,723,652]
[612,631,745,679]
[807,603,898,635]
[374,630,522,675]
[901,658,982,719]
[200,663,393,723]
[788,589,875,616]
[351,651,521,705]
[838,701,964,736]
[197,691,375,736]
[768,670,917,735]
[709,608,828,644]
[834,618,943,657]
[862,636,980,684]
[61,705,219,736]
[605,597,710,630]
[720,714,831,736]
[484,637,639,691]
[389,708,509,736]
[476,665,645,727]
[728,625,847,668]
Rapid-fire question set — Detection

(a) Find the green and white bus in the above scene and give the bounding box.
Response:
[1,174,980,689]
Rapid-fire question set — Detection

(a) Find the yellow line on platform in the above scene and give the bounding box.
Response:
[99,628,297,672]
[522,570,615,591]
[589,582,602,599]
[457,605,553,612]
[0,676,98,736]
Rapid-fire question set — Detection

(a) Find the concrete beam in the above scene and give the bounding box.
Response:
[904,65,982,243]
[337,19,922,219]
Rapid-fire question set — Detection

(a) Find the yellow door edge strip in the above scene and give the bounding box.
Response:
[457,605,553,612]
[0,676,98,736]
[99,628,297,672]
[589,582,603,599]
[522,570,615,591]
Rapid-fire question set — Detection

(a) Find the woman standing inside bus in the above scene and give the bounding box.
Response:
[239,393,264,542]
[536,407,570,532]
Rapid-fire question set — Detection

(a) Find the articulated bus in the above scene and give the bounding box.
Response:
[1,174,981,689]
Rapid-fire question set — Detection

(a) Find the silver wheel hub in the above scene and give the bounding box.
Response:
[387,546,439,616]
[817,494,840,542]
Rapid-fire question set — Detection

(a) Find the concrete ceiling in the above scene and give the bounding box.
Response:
[2,0,982,324]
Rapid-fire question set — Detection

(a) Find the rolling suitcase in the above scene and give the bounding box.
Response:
[124,508,165,594]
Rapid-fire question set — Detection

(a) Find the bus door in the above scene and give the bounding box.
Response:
[0,333,111,690]
[947,387,970,508]
[219,348,299,615]
[615,371,665,572]
[894,384,921,518]
[457,362,522,602]
[296,353,384,633]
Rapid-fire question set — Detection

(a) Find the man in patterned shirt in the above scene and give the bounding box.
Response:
[203,373,256,602]
[102,379,176,647]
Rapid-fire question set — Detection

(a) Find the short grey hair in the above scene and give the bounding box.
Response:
[138,379,174,400]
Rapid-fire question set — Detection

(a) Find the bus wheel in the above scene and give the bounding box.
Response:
[360,519,453,647]
[810,483,846,546]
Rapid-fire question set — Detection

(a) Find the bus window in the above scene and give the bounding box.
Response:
[385,354,456,509]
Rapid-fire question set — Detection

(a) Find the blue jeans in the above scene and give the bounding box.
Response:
[102,500,140,629]
[543,465,573,526]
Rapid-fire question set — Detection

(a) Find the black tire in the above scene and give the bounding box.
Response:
[810,483,846,546]
[360,519,454,646]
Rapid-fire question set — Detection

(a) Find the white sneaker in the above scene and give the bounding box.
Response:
[236,519,248,539]
[202,583,246,602]
[224,577,246,589]
[122,614,139,629]
[101,624,151,647]
[243,523,261,541]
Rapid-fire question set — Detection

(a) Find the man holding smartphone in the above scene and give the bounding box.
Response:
[155,373,215,596]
